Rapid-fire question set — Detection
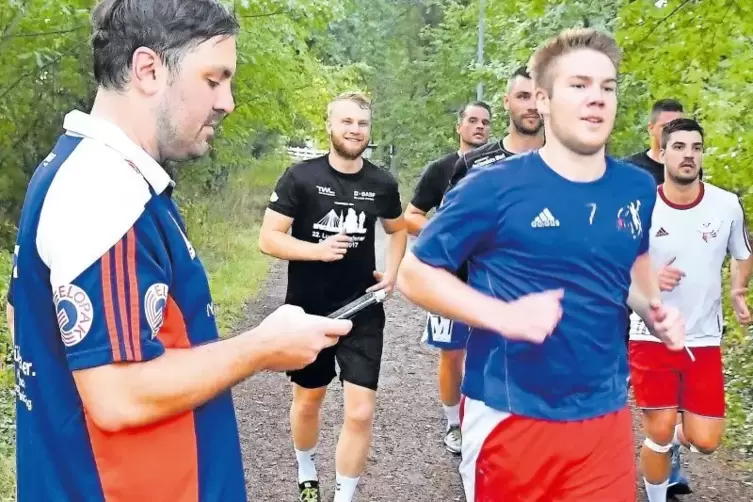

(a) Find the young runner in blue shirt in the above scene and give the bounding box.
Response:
[397,27,687,502]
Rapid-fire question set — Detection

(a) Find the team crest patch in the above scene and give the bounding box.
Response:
[54,284,93,347]
[616,200,643,239]
[145,283,169,339]
[698,220,722,242]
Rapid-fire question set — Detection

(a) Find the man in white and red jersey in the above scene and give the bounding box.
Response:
[629,117,753,502]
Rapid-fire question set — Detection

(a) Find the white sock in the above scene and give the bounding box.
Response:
[671,423,683,446]
[443,403,461,429]
[295,446,317,483]
[644,478,669,502]
[334,472,360,502]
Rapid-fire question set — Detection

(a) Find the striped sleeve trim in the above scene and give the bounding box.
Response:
[101,228,143,362]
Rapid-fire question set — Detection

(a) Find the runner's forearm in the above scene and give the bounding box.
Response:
[627,253,661,325]
[404,209,429,236]
[259,229,321,261]
[73,328,273,432]
[731,256,753,291]
[397,252,502,331]
[384,228,407,279]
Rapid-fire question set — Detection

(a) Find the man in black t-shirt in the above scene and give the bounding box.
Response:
[402,101,491,455]
[260,92,407,502]
[406,101,492,227]
[624,99,695,184]
[621,101,685,350]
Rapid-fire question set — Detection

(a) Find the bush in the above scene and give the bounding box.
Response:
[177,152,290,335]
[0,250,16,500]
[721,264,753,456]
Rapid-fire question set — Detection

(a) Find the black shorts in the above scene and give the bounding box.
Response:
[287,307,386,391]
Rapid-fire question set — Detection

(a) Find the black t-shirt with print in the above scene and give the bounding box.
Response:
[447,139,515,193]
[410,151,460,213]
[268,155,402,316]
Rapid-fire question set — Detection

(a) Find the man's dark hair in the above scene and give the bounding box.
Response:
[91,0,239,90]
[507,66,531,92]
[457,101,492,122]
[650,98,684,124]
[511,66,531,80]
[661,118,704,149]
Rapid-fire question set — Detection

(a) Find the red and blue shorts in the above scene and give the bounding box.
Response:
[459,397,635,501]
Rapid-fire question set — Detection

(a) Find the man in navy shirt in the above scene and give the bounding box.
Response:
[397,27,686,501]
[5,2,351,501]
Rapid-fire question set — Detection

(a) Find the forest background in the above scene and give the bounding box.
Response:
[1,0,752,498]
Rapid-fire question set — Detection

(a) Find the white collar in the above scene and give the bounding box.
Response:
[63,109,174,194]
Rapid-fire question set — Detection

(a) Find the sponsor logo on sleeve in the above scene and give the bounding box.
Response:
[53,284,93,347]
[145,283,169,339]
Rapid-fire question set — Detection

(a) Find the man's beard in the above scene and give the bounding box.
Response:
[331,133,368,160]
[511,114,543,136]
[467,136,486,148]
[668,165,700,186]
[155,95,225,163]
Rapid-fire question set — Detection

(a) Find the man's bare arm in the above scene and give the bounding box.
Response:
[258,209,324,261]
[74,330,269,432]
[73,308,351,433]
[627,252,660,323]
[403,204,429,237]
[381,216,408,281]
[730,255,753,292]
[396,251,504,331]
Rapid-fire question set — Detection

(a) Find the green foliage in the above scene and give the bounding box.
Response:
[0,1,95,240]
[336,0,753,454]
[0,0,357,250]
[613,0,753,453]
[178,153,291,336]
[0,251,15,500]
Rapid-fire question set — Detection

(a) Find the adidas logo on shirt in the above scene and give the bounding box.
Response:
[531,208,560,228]
[655,227,669,237]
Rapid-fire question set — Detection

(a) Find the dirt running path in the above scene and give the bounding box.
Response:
[232,231,753,501]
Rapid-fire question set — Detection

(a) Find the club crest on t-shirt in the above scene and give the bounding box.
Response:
[616,200,643,239]
[698,220,723,242]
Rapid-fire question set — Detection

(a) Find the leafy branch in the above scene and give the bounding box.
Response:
[634,0,694,46]
[0,41,85,102]
[1,24,87,40]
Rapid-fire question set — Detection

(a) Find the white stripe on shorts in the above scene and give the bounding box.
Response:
[459,397,512,501]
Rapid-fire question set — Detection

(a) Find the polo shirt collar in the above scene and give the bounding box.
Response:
[63,109,174,195]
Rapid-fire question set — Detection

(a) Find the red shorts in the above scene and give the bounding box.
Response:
[629,341,725,418]
[459,397,635,501]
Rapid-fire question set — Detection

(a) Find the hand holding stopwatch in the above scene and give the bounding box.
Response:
[327,290,388,320]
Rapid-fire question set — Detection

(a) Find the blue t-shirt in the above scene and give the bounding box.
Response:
[9,110,246,501]
[412,151,657,421]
